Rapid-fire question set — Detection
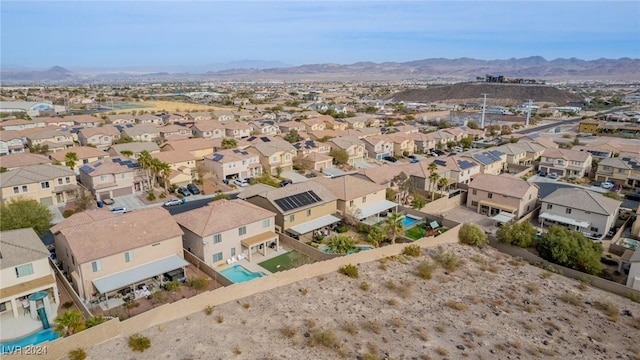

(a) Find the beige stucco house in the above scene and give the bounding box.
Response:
[247,137,297,176]
[0,164,77,206]
[204,148,262,182]
[466,173,539,218]
[191,120,225,139]
[595,156,640,189]
[0,130,26,155]
[539,148,592,178]
[328,136,366,165]
[24,129,74,153]
[50,146,110,174]
[78,126,121,150]
[78,157,143,200]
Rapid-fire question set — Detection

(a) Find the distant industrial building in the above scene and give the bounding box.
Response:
[0,101,65,117]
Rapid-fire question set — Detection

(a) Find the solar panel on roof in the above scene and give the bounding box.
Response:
[212,153,223,161]
[126,124,134,128]
[94,161,103,167]
[80,165,94,174]
[247,136,256,142]
[434,159,446,166]
[273,190,322,212]
[260,137,271,142]
[458,160,476,170]
[240,151,248,155]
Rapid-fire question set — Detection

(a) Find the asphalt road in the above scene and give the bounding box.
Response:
[533,181,640,209]
[515,106,632,135]
[164,192,239,215]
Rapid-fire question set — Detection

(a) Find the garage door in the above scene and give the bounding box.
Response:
[112,187,133,197]
[40,197,53,206]
[98,191,111,201]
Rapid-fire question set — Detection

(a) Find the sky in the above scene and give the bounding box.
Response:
[1,1,639,69]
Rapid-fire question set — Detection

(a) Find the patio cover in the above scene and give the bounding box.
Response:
[288,214,342,236]
[241,231,278,247]
[357,200,398,219]
[478,199,517,213]
[92,255,188,294]
[492,212,516,224]
[539,212,590,228]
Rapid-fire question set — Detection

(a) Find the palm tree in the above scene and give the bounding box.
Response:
[427,162,437,174]
[54,310,85,337]
[137,151,153,190]
[325,234,357,254]
[158,162,172,191]
[438,177,450,197]
[366,226,386,248]
[120,150,133,158]
[384,211,405,244]
[64,152,79,171]
[428,172,440,202]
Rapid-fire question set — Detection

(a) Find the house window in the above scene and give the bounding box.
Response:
[213,234,222,244]
[83,159,89,164]
[13,187,19,194]
[487,193,493,199]
[547,204,552,210]
[471,201,478,207]
[272,156,278,162]
[65,177,71,184]
[238,226,247,236]
[590,227,599,232]
[41,181,50,189]
[58,178,63,185]
[565,208,572,214]
[15,263,34,278]
[231,248,236,257]
[262,219,270,228]
[0,302,6,312]
[124,251,134,263]
[349,200,354,207]
[529,194,532,200]
[91,260,102,272]
[212,252,223,262]
[121,173,128,179]
[307,209,311,217]
[362,196,367,203]
[22,185,27,192]
[289,214,295,222]
[100,175,107,182]
[472,189,477,195]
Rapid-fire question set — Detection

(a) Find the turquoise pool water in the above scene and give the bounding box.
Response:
[318,245,374,254]
[402,215,421,228]
[220,265,264,283]
[0,328,59,354]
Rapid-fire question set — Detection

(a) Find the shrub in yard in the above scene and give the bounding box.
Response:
[62,209,76,218]
[459,223,488,246]
[338,264,359,278]
[402,244,422,257]
[497,221,536,248]
[147,192,156,201]
[159,192,166,199]
[68,348,86,360]
[165,280,180,292]
[204,305,214,315]
[62,301,74,309]
[128,333,151,352]
[84,316,106,328]
[417,261,436,279]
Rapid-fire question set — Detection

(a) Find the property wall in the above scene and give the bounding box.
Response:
[416,190,466,214]
[49,259,92,319]
[182,249,233,287]
[400,206,461,229]
[278,233,339,262]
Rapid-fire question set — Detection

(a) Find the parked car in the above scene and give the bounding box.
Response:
[538,171,547,177]
[408,154,417,159]
[410,157,419,163]
[611,184,622,192]
[163,198,183,207]
[453,146,464,153]
[233,178,249,187]
[548,173,559,180]
[601,181,614,190]
[177,187,192,196]
[187,183,201,195]
[279,179,293,187]
[432,150,446,156]
[624,193,640,201]
[110,206,127,214]
[591,181,602,187]
[383,156,398,163]
[305,172,317,178]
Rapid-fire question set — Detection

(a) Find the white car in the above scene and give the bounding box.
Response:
[110,206,127,214]
[601,182,614,190]
[163,198,183,207]
[233,178,249,187]
[548,173,559,180]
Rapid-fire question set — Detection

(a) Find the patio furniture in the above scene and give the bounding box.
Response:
[21,299,30,315]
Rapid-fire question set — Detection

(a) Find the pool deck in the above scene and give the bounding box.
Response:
[218,247,292,276]
[0,311,51,342]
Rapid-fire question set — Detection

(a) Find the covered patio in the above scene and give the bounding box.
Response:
[241,231,279,262]
[478,200,516,217]
[538,212,590,231]
[287,214,342,240]
[357,200,398,224]
[492,212,516,225]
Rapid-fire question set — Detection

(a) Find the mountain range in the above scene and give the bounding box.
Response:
[1,57,639,84]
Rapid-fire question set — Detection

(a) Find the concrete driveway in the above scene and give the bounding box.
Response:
[437,206,496,230]
[281,171,310,184]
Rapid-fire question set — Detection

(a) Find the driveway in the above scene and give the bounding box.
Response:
[107,193,146,211]
[435,206,495,230]
[281,171,310,184]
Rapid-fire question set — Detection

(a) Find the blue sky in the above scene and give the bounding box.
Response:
[2,1,639,68]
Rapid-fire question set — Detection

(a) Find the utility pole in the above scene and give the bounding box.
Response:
[525,99,533,127]
[480,94,489,129]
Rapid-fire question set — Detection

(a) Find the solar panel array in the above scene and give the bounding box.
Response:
[211,153,224,161]
[232,149,249,155]
[434,159,447,167]
[111,157,141,169]
[622,157,640,169]
[80,165,94,174]
[274,190,322,212]
[457,160,477,170]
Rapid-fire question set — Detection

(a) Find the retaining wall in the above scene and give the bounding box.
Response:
[278,233,338,261]
[182,249,233,287]
[516,206,541,224]
[400,206,461,229]
[416,190,466,214]
[49,259,92,319]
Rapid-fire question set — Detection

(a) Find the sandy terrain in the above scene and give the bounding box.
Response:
[85,244,640,360]
[112,101,229,114]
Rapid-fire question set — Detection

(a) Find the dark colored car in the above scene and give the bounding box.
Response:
[279,179,293,187]
[187,183,201,195]
[592,181,602,187]
[432,150,445,156]
[625,193,640,201]
[383,156,398,163]
[177,187,192,196]
[305,172,317,178]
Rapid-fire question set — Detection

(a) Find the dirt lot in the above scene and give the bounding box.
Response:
[85,243,640,360]
[112,101,229,114]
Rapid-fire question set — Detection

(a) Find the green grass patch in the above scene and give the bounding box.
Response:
[258,250,315,272]
[406,226,426,240]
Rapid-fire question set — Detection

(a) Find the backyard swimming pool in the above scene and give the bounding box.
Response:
[402,215,421,228]
[220,265,265,283]
[318,244,374,254]
[0,328,59,354]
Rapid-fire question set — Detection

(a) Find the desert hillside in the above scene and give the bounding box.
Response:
[86,244,640,360]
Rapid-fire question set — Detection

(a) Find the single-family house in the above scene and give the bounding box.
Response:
[300,117,327,132]
[40,117,75,128]
[0,153,51,170]
[120,124,161,143]
[223,121,252,139]
[494,143,531,165]
[187,112,213,121]
[78,126,121,150]
[51,208,187,301]
[595,156,640,188]
[107,114,136,125]
[407,132,438,154]
[323,117,349,131]
[0,119,45,131]
[387,133,415,156]
[152,150,197,184]
[160,138,218,161]
[362,135,394,160]
[539,148,592,178]
[539,188,621,236]
[135,114,164,125]
[174,199,278,265]
[625,248,640,290]
[158,124,192,142]
[68,115,102,128]
[0,164,77,206]
[239,182,339,239]
[191,120,226,139]
[328,136,366,165]
[278,121,306,134]
[422,156,481,185]
[50,146,109,173]
[466,173,539,218]
[107,142,160,158]
[24,129,74,153]
[204,148,262,182]
[0,130,26,155]
[79,157,144,200]
[251,121,279,136]
[344,116,370,129]
[247,137,297,176]
[464,150,507,175]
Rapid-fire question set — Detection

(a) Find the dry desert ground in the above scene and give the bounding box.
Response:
[112,101,228,114]
[84,244,640,360]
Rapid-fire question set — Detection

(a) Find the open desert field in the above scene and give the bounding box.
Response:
[112,101,230,114]
[85,244,640,360]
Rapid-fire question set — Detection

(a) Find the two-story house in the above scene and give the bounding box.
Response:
[0,228,59,330]
[51,208,187,301]
[539,148,592,178]
[407,132,437,154]
[107,142,160,159]
[300,117,327,132]
[466,173,539,218]
[0,164,77,206]
[204,148,262,182]
[251,120,280,136]
[79,157,143,200]
[539,188,621,237]
[78,126,121,150]
[223,122,252,139]
[158,124,192,142]
[152,150,197,186]
[68,115,102,128]
[0,119,45,131]
[50,146,110,173]
[312,175,397,223]
[174,199,278,265]
[120,124,161,143]
[278,121,306,134]
[135,114,164,125]
[247,137,297,176]
[160,138,218,161]
[595,156,640,188]
[328,136,366,166]
[106,114,136,125]
[239,181,339,239]
[422,156,481,185]
[387,133,415,156]
[24,129,75,153]
[464,150,507,175]
[191,120,225,139]
[1,153,51,170]
[0,130,26,155]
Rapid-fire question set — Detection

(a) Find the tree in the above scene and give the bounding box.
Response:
[446,140,457,150]
[285,129,302,143]
[158,161,172,190]
[393,172,413,205]
[460,137,473,148]
[137,150,153,190]
[344,206,362,226]
[384,211,405,244]
[496,221,536,248]
[30,144,49,154]
[115,136,134,144]
[458,223,488,246]
[411,194,427,210]
[120,150,134,158]
[75,188,94,211]
[385,188,397,202]
[54,310,85,337]
[64,152,79,171]
[330,148,349,166]
[602,191,622,200]
[467,121,479,129]
[428,171,440,202]
[221,138,238,149]
[537,225,604,275]
[0,198,53,236]
[325,235,357,254]
[437,177,449,194]
[509,136,519,143]
[366,226,386,248]
[195,162,208,184]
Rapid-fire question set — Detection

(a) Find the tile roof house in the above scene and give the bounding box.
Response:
[158,124,192,142]
[292,139,332,157]
[246,136,297,176]
[135,114,164,125]
[328,136,366,166]
[278,121,306,134]
[539,148,592,178]
[52,207,187,301]
[539,188,621,237]
[466,173,539,218]
[204,148,262,182]
[407,132,438,154]
[0,153,51,170]
[78,126,121,150]
[67,115,102,128]
[239,181,339,239]
[0,164,77,206]
[300,117,327,131]
[312,175,397,222]
[78,157,144,201]
[250,120,280,136]
[191,120,225,139]
[464,149,507,175]
[300,151,334,171]
[0,228,59,320]
[160,138,217,160]
[595,156,640,189]
[24,128,74,153]
[151,150,197,186]
[174,199,278,265]
[120,124,161,143]
[106,114,136,125]
[0,119,46,131]
[223,121,252,139]
[50,146,110,173]
[107,142,160,158]
[0,130,26,155]
[422,156,481,185]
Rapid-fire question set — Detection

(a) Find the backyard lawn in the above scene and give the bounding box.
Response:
[258,250,315,273]
[405,226,426,240]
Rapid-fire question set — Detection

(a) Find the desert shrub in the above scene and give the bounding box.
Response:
[204,305,214,315]
[150,291,166,304]
[459,223,488,246]
[363,320,383,334]
[165,280,180,292]
[402,244,422,257]
[626,292,640,303]
[337,225,348,233]
[159,192,166,199]
[147,192,156,201]
[594,301,619,321]
[360,281,370,291]
[84,316,106,328]
[497,221,537,248]
[281,325,297,338]
[62,301,74,309]
[233,345,242,355]
[342,322,359,335]
[445,300,468,311]
[538,225,603,275]
[242,302,251,309]
[308,328,340,349]
[416,261,436,279]
[558,292,583,307]
[68,348,86,360]
[525,282,540,294]
[216,315,224,323]
[432,251,461,272]
[128,334,151,352]
[338,264,359,278]
[63,209,76,218]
